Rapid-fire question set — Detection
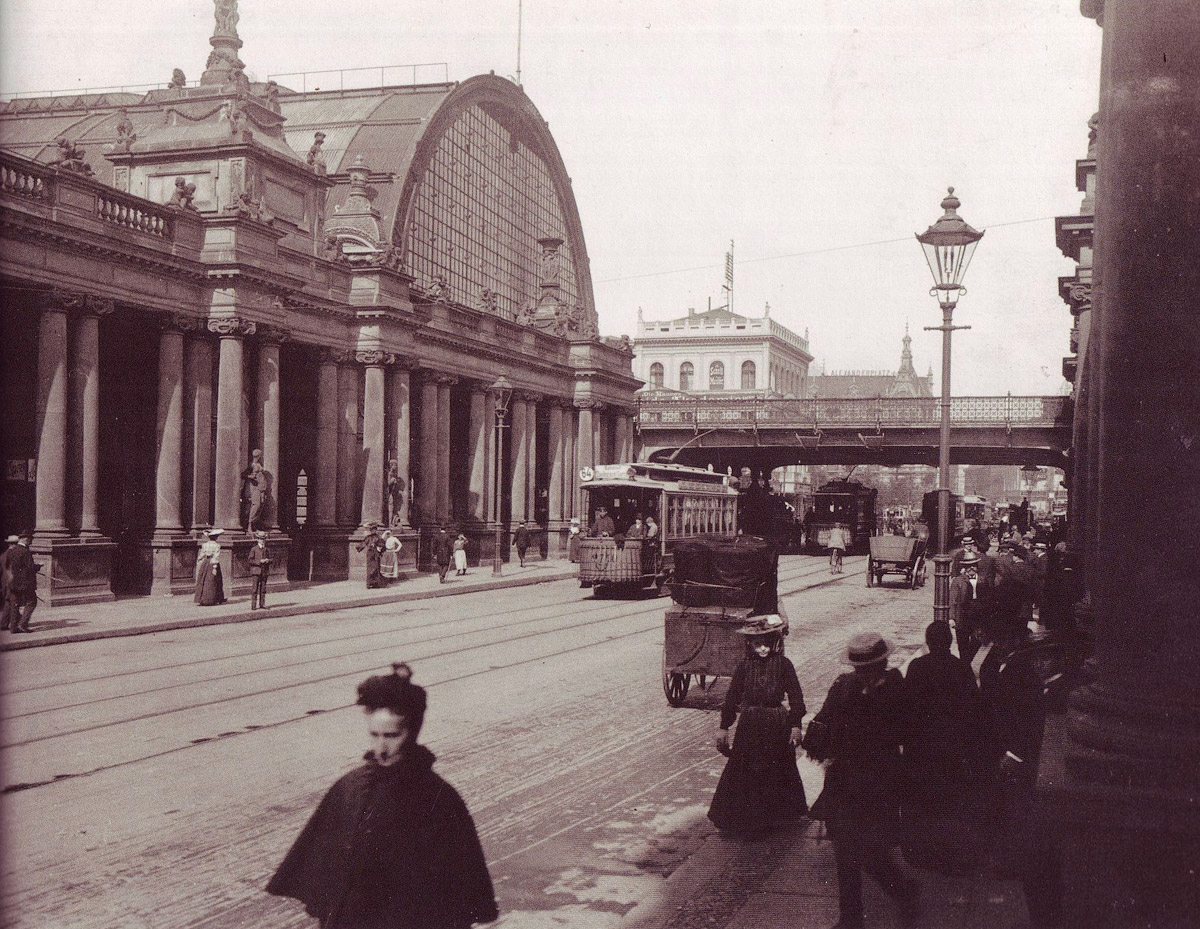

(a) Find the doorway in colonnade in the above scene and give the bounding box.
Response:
[279,343,318,580]
[0,293,36,536]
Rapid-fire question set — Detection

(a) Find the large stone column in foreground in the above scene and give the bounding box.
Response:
[211,318,253,533]
[34,297,70,537]
[1039,4,1200,927]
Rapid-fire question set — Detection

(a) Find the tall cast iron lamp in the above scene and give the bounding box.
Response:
[490,375,514,576]
[916,187,984,625]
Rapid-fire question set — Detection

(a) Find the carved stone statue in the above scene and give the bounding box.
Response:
[386,456,403,527]
[241,448,267,532]
[167,177,198,211]
[264,80,280,108]
[214,0,239,35]
[47,137,93,176]
[307,131,327,174]
[168,68,187,90]
[322,233,348,263]
[425,275,449,303]
[113,109,137,152]
[478,288,500,315]
[516,304,535,326]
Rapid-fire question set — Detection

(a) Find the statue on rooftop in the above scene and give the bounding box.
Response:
[168,68,187,90]
[113,109,137,152]
[47,137,93,176]
[214,0,239,36]
[307,132,327,174]
[167,177,198,211]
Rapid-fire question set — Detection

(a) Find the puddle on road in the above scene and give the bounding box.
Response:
[492,903,623,928]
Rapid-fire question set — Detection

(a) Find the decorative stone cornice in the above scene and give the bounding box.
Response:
[84,295,117,317]
[39,289,87,313]
[355,350,397,367]
[256,323,289,344]
[1067,282,1092,315]
[574,398,603,411]
[515,390,543,404]
[207,317,256,337]
[161,312,200,332]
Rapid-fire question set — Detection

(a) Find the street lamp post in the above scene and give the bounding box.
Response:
[916,187,984,625]
[490,375,513,576]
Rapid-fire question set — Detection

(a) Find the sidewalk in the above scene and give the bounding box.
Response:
[620,820,1032,929]
[0,559,577,651]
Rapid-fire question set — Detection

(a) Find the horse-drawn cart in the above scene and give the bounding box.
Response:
[661,537,784,706]
[866,535,927,589]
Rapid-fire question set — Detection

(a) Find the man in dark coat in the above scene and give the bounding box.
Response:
[3,531,40,633]
[434,527,453,583]
[0,534,17,631]
[512,520,530,567]
[357,523,385,589]
[807,633,920,929]
[949,552,992,665]
[266,663,497,929]
[248,530,271,609]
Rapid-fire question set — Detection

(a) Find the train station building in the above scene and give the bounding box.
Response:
[0,4,640,604]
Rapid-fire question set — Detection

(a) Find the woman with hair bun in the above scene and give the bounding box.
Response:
[266,663,498,929]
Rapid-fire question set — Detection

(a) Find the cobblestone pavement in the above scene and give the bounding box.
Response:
[1,554,1023,929]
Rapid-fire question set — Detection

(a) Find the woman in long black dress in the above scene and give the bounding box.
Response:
[708,615,808,834]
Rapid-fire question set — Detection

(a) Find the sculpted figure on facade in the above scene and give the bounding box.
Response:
[113,110,137,152]
[47,137,93,176]
[214,0,239,36]
[167,177,198,211]
[241,448,269,532]
[263,80,280,110]
[168,68,187,90]
[425,274,450,304]
[478,288,500,315]
[306,131,328,174]
[386,456,404,527]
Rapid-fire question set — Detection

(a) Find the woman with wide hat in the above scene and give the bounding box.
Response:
[194,529,226,606]
[707,614,808,834]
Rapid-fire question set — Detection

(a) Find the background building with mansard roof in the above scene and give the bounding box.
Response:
[632,304,813,397]
[0,0,638,604]
[805,326,933,399]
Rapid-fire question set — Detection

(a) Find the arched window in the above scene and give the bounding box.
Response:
[708,361,725,390]
[679,362,694,391]
[741,360,756,389]
[649,362,664,388]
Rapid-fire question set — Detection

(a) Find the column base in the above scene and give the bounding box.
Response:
[31,536,117,607]
[144,531,196,596]
[1037,710,1200,928]
[288,527,351,582]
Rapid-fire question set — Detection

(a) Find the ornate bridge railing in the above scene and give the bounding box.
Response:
[637,395,1070,429]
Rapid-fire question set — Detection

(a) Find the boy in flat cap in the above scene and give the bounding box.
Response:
[267,663,497,929]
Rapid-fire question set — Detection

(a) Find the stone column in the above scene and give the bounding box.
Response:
[593,404,607,467]
[337,359,359,526]
[509,395,529,523]
[1040,5,1200,927]
[417,374,439,525]
[435,376,454,524]
[154,316,190,533]
[614,412,630,464]
[357,351,392,530]
[548,404,565,524]
[256,329,284,530]
[562,404,576,520]
[34,296,71,537]
[72,297,114,535]
[313,351,340,527]
[210,318,254,532]
[575,401,595,519]
[526,396,539,524]
[187,334,214,529]
[468,385,489,523]
[389,364,412,527]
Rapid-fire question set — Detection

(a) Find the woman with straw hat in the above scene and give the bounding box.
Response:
[194,529,226,606]
[707,614,808,834]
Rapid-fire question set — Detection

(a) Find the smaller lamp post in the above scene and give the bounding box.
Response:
[916,187,984,625]
[490,375,514,576]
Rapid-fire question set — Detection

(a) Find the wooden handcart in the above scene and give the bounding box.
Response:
[866,534,927,589]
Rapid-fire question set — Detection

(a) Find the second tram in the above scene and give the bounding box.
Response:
[804,480,877,554]
[577,462,740,595]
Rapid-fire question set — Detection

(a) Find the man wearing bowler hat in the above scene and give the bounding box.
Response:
[248,530,271,610]
[806,632,920,929]
[949,550,989,665]
[1,532,39,632]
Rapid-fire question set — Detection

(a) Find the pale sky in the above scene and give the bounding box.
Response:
[0,0,1102,396]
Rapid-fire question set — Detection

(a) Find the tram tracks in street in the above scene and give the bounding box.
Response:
[1,556,866,792]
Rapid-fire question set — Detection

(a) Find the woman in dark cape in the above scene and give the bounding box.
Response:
[708,615,808,834]
[357,523,385,589]
[266,664,497,929]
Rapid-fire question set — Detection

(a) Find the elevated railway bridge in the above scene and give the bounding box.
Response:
[636,394,1071,473]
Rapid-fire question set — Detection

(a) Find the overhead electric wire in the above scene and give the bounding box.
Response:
[595,215,1060,284]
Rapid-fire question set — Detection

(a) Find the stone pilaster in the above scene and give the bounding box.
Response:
[356,350,394,531]
[614,411,631,464]
[562,403,576,521]
[313,351,340,527]
[187,334,214,529]
[71,296,114,537]
[468,385,490,524]
[525,394,539,525]
[548,404,565,524]
[416,374,439,526]
[389,363,412,527]
[256,327,285,531]
[435,376,455,524]
[510,396,529,523]
[575,400,596,521]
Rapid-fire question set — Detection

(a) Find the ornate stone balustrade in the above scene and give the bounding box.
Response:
[96,189,174,238]
[638,394,1069,428]
[0,156,53,201]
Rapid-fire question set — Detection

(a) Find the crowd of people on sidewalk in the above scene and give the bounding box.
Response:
[704,524,1081,929]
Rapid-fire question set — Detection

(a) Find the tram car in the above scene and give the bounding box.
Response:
[917,490,967,552]
[803,479,877,554]
[577,462,740,596]
[962,494,994,540]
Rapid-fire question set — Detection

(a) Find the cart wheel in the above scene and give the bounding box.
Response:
[866,559,875,587]
[696,674,708,691]
[914,556,926,588]
[664,671,691,706]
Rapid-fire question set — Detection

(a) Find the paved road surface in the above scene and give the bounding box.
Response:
[0,554,932,928]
